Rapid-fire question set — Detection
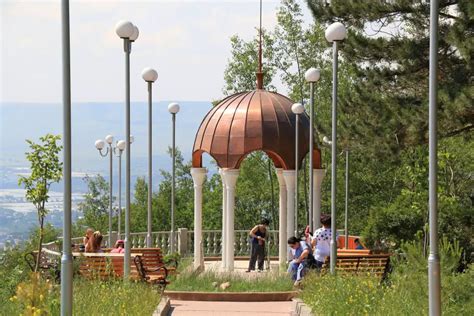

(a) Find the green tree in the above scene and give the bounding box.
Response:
[76,174,112,233]
[18,134,62,272]
[306,0,473,153]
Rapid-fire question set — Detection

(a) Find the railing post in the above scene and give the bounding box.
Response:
[178,228,188,256]
[110,231,118,248]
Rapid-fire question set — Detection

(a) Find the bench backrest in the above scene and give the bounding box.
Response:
[77,255,141,280]
[324,254,391,277]
[131,248,167,278]
[338,249,371,255]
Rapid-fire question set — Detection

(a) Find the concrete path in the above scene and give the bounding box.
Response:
[169,300,294,316]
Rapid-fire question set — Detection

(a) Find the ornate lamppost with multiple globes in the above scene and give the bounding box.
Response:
[95,135,115,247]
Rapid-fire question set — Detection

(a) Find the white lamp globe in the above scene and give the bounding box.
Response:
[168,102,180,114]
[95,139,105,150]
[291,103,305,115]
[105,135,114,144]
[129,135,135,144]
[115,20,134,39]
[142,68,158,82]
[325,22,347,42]
[129,25,139,42]
[304,68,321,83]
[323,136,332,145]
[117,140,126,151]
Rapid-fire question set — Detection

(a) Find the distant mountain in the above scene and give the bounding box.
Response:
[0,100,214,224]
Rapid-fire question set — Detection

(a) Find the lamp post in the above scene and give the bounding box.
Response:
[95,135,115,247]
[114,140,126,239]
[115,20,139,280]
[323,136,349,249]
[142,67,158,248]
[428,0,441,314]
[168,102,180,253]
[325,21,347,275]
[291,103,305,236]
[304,68,320,232]
[60,0,73,314]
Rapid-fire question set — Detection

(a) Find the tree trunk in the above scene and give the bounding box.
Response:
[35,215,45,273]
[267,159,277,231]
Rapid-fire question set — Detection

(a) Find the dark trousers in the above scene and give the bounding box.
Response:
[248,242,265,271]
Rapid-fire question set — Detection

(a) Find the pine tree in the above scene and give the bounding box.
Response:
[306,0,473,154]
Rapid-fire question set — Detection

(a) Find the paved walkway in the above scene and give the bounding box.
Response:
[169,300,294,315]
[204,259,282,276]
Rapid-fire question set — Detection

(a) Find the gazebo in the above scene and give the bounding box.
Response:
[190,87,326,271]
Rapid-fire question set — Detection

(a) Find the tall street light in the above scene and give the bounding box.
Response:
[168,102,180,253]
[142,67,158,248]
[114,139,126,239]
[115,20,139,280]
[60,0,73,314]
[291,102,305,237]
[323,136,349,249]
[325,21,347,275]
[428,0,441,314]
[95,135,115,247]
[304,68,320,232]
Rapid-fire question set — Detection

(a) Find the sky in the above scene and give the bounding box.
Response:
[0,0,314,103]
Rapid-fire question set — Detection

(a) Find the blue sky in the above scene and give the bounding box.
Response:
[1,0,314,103]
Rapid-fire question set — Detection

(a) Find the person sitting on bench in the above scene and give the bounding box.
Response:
[311,214,339,269]
[287,236,310,286]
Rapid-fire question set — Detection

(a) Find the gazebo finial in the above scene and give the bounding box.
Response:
[256,0,264,90]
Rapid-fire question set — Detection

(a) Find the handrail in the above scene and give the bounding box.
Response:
[42,248,61,257]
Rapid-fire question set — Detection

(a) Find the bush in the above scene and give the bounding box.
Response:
[2,277,161,315]
[300,239,474,315]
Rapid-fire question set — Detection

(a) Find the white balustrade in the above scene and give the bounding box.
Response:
[59,229,279,256]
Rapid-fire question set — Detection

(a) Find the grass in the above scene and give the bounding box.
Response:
[300,269,474,315]
[167,269,295,293]
[2,274,161,316]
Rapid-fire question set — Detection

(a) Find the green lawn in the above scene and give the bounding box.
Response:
[166,269,294,292]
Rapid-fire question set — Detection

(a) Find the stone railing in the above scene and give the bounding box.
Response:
[53,229,280,257]
[185,229,279,257]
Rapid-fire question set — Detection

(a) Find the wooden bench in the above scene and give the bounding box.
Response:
[323,254,391,280]
[75,253,142,281]
[25,250,60,283]
[131,248,177,272]
[338,249,371,256]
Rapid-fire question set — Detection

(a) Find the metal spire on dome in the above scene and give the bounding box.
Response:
[256,0,264,89]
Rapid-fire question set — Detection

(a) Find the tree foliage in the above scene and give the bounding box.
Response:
[18,134,62,272]
[306,0,474,153]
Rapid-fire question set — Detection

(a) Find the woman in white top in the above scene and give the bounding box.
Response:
[311,214,338,268]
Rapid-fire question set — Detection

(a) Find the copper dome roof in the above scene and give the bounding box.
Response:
[192,89,321,170]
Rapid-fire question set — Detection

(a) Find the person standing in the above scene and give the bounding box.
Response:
[311,214,339,269]
[246,218,270,272]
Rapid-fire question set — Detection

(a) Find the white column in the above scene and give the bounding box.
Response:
[219,168,227,269]
[283,170,296,239]
[276,169,287,267]
[191,167,207,270]
[283,170,296,261]
[222,169,239,271]
[313,169,326,230]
